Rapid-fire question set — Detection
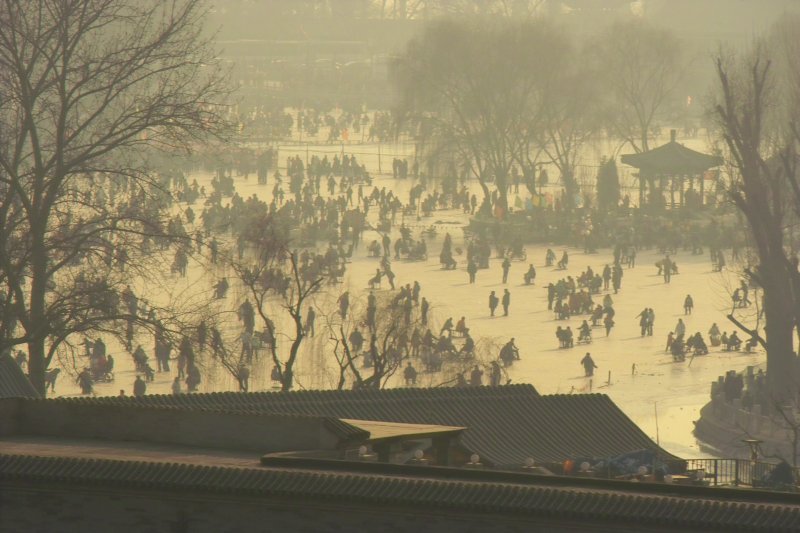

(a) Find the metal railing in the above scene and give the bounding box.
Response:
[685,458,800,487]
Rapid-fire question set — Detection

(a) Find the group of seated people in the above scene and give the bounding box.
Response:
[669,332,710,361]
[577,320,592,344]
[555,326,574,349]
[395,235,427,261]
[553,291,595,320]
[440,316,470,337]
[554,300,572,320]
[720,331,757,352]
[84,337,115,381]
[576,267,603,294]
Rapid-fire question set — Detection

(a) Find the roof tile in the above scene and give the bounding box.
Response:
[5,453,795,530]
[29,386,677,466]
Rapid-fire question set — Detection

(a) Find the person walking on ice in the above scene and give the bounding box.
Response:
[581,352,597,377]
[502,289,511,316]
[675,318,686,338]
[501,256,511,284]
[684,294,694,315]
[467,258,478,284]
[604,313,614,336]
[489,291,499,317]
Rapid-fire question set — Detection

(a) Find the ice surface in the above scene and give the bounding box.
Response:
[45,136,755,459]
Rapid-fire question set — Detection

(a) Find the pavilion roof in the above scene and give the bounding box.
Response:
[621,140,722,176]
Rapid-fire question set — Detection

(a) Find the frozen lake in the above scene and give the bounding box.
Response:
[46,134,757,460]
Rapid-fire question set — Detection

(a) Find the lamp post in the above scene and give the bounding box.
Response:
[743,439,763,462]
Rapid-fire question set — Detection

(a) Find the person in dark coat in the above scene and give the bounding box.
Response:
[581,352,597,377]
[305,306,316,336]
[501,257,511,284]
[186,363,201,392]
[133,375,147,397]
[404,362,418,386]
[470,365,483,386]
[467,259,478,284]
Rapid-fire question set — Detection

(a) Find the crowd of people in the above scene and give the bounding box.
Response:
[7,103,759,399]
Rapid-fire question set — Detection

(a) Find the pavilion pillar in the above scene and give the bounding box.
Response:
[679,176,685,207]
[669,175,675,208]
[639,173,646,207]
[699,174,705,206]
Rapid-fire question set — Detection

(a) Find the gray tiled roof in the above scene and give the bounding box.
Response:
[1,454,798,531]
[39,385,677,466]
[0,354,38,399]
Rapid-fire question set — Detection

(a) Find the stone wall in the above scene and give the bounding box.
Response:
[695,376,797,461]
[0,398,19,436]
[1,399,342,452]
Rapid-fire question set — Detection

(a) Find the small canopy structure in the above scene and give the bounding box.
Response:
[621,130,722,208]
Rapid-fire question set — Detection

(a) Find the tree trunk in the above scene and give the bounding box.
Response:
[27,337,46,396]
[495,172,509,216]
[281,366,293,392]
[761,259,797,403]
[282,316,305,391]
[27,233,49,396]
[562,170,577,212]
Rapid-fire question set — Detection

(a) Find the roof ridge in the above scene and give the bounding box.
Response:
[20,398,365,423]
[1,453,798,531]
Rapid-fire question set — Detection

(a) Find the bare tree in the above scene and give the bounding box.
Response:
[231,214,323,391]
[0,0,230,394]
[324,291,413,390]
[591,19,685,153]
[392,19,563,216]
[713,44,800,403]
[323,291,506,390]
[392,0,546,19]
[537,48,599,208]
